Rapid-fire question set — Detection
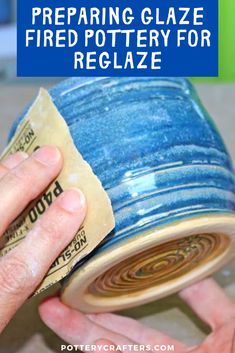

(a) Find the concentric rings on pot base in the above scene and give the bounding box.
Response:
[61,215,235,313]
[89,233,229,297]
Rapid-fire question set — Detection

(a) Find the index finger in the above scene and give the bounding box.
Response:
[0,188,86,332]
[0,152,28,179]
[0,145,63,236]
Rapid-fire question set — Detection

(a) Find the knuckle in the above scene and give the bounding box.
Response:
[6,162,44,199]
[0,164,9,175]
[0,255,36,296]
[38,216,62,243]
[4,168,27,191]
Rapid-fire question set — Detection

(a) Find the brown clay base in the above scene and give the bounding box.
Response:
[61,214,235,313]
[89,233,229,297]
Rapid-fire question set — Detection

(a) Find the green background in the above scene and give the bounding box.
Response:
[219,0,235,80]
[195,0,235,81]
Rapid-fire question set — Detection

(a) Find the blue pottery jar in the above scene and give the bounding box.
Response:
[10,77,235,312]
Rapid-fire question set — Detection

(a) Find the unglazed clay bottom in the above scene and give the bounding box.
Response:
[10,78,235,312]
[60,216,235,312]
[89,233,229,297]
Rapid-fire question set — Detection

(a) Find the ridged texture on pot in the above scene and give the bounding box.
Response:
[10,78,235,256]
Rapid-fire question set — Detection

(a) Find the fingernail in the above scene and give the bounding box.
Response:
[59,189,86,213]
[33,146,61,166]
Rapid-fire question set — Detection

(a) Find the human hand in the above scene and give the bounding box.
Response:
[39,278,235,353]
[0,146,86,332]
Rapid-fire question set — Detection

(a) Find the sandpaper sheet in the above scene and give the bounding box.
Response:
[0,89,115,295]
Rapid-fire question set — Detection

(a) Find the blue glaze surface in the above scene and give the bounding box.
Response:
[10,78,235,255]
